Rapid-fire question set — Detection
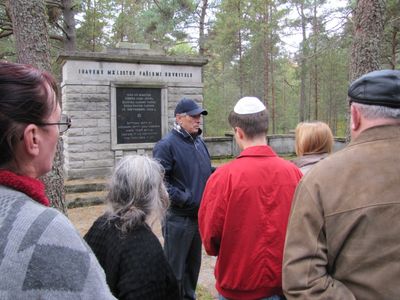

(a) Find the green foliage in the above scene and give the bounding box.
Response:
[272,57,301,133]
[110,0,146,44]
[3,0,397,140]
[0,36,16,61]
[203,55,241,136]
[133,0,197,50]
[203,0,295,135]
[167,41,197,55]
[381,0,400,69]
[76,0,114,51]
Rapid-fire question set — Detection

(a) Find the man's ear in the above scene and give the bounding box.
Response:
[176,114,184,125]
[235,127,245,140]
[22,124,40,156]
[350,105,361,131]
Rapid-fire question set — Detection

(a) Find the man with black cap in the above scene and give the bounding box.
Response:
[283,70,400,299]
[199,97,302,300]
[153,98,213,300]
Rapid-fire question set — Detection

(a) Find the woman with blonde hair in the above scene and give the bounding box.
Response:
[292,121,334,174]
[84,155,179,300]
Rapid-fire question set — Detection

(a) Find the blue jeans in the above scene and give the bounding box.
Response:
[219,294,284,300]
[163,213,202,300]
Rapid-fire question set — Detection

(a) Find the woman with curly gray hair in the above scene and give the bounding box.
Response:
[84,155,179,299]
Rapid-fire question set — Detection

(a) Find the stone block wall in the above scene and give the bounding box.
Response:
[59,48,208,179]
[63,84,114,179]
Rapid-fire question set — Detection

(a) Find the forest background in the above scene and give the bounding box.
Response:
[1,2,397,297]
[0,0,398,266]
[1,0,399,138]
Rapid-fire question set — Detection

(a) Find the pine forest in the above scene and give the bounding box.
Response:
[1,0,399,137]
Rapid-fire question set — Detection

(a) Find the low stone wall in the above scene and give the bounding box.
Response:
[64,132,346,179]
[205,134,347,158]
[267,135,296,155]
[204,135,237,158]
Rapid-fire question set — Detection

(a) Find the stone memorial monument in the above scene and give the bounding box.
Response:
[58,43,207,179]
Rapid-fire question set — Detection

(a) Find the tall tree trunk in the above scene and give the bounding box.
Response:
[63,0,77,51]
[7,0,51,68]
[271,55,276,133]
[390,30,398,69]
[263,1,270,110]
[312,0,319,120]
[282,79,287,133]
[121,0,125,42]
[328,56,335,134]
[6,0,67,214]
[348,0,386,141]
[269,4,276,134]
[199,0,208,56]
[313,64,319,119]
[350,0,386,81]
[237,1,244,97]
[299,1,307,122]
[92,0,97,52]
[308,75,312,119]
[199,0,208,81]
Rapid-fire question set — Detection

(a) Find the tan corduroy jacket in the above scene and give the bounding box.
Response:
[283,125,400,300]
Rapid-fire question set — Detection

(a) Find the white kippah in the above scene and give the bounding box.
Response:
[233,97,266,114]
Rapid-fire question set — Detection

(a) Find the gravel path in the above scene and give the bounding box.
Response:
[68,204,217,299]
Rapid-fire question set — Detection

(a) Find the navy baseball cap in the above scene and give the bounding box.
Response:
[174,98,208,116]
[348,70,400,108]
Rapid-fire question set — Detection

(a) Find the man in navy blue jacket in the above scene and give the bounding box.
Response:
[153,98,213,300]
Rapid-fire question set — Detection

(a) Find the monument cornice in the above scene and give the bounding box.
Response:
[57,51,208,67]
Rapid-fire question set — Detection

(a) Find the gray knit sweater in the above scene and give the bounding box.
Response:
[0,185,115,299]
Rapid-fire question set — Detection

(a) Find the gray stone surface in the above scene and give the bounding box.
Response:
[60,48,347,180]
[60,48,208,179]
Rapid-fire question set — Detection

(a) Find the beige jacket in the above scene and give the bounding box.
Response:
[283,125,400,300]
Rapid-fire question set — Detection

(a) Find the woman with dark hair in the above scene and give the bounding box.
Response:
[84,155,179,300]
[0,61,114,298]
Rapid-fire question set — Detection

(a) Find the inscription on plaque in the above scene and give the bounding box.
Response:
[116,88,161,144]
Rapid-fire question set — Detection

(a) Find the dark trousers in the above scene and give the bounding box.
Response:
[162,213,202,300]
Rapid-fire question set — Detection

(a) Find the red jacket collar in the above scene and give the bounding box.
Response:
[237,145,277,159]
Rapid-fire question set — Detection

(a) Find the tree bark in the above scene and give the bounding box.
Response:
[199,0,208,82]
[263,1,270,110]
[237,0,244,97]
[350,0,386,81]
[6,0,51,69]
[6,0,67,214]
[299,1,307,122]
[347,0,386,141]
[312,0,319,120]
[62,0,77,51]
[199,0,208,56]
[269,4,276,134]
[389,30,398,69]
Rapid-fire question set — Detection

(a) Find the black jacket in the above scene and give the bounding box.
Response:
[153,128,213,217]
[84,215,179,300]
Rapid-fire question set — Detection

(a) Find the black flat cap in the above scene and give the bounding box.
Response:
[348,70,400,108]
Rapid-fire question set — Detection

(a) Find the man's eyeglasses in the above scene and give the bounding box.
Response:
[36,114,71,133]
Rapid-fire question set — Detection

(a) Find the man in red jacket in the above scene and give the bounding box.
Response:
[199,97,302,300]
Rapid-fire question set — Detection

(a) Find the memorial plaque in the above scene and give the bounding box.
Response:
[116,87,161,144]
